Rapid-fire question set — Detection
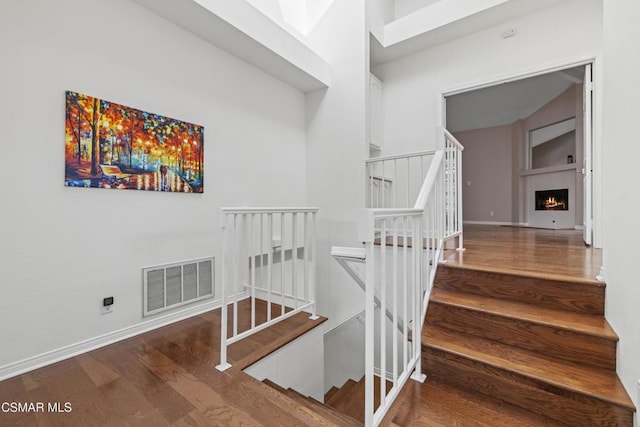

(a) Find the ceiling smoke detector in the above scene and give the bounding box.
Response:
[501,28,517,39]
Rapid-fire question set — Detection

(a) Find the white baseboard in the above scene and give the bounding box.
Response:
[463,220,524,226]
[0,299,222,382]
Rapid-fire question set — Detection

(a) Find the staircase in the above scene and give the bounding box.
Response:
[422,263,635,426]
[262,374,395,425]
[261,379,361,426]
[323,376,393,423]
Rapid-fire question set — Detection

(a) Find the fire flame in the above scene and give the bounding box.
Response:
[544,197,566,209]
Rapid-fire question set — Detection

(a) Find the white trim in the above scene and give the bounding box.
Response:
[463,220,523,226]
[365,149,437,164]
[440,55,600,98]
[221,207,319,214]
[0,298,222,382]
[591,56,604,249]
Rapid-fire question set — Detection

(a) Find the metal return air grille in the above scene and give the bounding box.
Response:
[143,257,215,316]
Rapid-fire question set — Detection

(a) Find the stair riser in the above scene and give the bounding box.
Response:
[435,266,605,315]
[325,379,358,408]
[423,347,633,427]
[426,303,617,370]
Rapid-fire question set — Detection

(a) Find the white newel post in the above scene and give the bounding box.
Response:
[359,209,375,427]
[216,211,231,372]
[411,215,426,383]
[309,212,319,320]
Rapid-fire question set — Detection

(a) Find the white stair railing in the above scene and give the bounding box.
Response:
[366,150,437,209]
[443,128,464,249]
[333,128,464,426]
[216,207,319,371]
[360,207,426,427]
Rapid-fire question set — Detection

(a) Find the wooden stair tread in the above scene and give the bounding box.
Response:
[238,374,356,426]
[262,378,287,393]
[381,376,568,427]
[439,261,603,287]
[261,378,360,426]
[430,288,618,340]
[329,377,366,421]
[324,385,339,403]
[326,379,358,407]
[423,326,634,410]
[434,264,605,315]
[285,387,362,426]
[324,375,393,424]
[375,236,428,249]
[228,312,327,371]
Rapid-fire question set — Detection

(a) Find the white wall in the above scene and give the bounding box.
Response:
[394,0,441,20]
[324,314,366,393]
[372,0,603,157]
[602,0,640,423]
[245,325,326,401]
[0,0,307,373]
[305,0,368,327]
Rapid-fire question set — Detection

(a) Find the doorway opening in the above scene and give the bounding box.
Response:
[442,62,595,246]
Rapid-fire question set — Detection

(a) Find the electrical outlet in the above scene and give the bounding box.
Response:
[490,210,495,217]
[102,296,114,315]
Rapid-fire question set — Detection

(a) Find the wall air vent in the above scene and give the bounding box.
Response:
[143,257,215,317]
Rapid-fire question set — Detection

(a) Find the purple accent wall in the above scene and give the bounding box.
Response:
[455,124,513,222]
[455,83,584,226]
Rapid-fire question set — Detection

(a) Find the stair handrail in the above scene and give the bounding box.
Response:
[331,246,406,332]
[216,207,319,371]
[334,128,463,426]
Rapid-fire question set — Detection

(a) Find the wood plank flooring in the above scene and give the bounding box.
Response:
[0,299,330,426]
[444,225,602,282]
[0,225,632,426]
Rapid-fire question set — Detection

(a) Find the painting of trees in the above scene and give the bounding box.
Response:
[65,91,204,193]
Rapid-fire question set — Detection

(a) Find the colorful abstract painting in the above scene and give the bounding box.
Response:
[65,91,204,193]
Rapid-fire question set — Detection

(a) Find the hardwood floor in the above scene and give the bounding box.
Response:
[0,299,333,426]
[1,225,634,426]
[444,224,602,282]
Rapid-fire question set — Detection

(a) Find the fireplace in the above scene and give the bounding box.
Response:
[535,188,568,211]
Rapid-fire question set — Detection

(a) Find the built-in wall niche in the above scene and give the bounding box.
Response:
[529,118,576,170]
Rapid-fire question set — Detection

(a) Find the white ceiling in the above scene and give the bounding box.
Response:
[130,0,331,92]
[371,0,570,67]
[446,66,585,133]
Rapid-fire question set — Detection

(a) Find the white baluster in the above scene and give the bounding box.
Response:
[380,219,387,408]
[267,213,273,322]
[292,212,298,310]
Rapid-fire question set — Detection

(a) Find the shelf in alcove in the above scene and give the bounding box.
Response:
[520,163,579,177]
